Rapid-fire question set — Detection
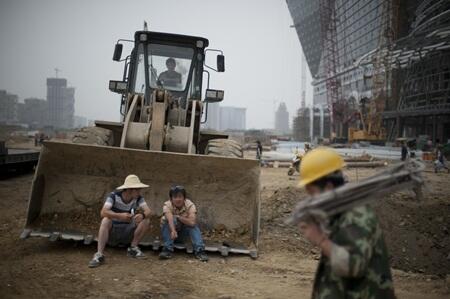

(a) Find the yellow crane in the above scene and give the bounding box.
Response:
[349,0,398,143]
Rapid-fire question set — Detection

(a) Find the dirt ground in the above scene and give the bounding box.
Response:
[1,164,449,298]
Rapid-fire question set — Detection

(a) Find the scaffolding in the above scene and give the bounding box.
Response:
[319,0,342,139]
[385,51,450,142]
[383,0,450,142]
[349,0,398,142]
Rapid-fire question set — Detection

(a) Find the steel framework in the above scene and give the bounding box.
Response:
[319,0,342,139]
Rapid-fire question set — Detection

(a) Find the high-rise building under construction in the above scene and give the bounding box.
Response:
[275,102,290,134]
[47,78,75,129]
[287,0,450,144]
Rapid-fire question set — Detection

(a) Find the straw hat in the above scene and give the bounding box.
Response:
[116,174,149,190]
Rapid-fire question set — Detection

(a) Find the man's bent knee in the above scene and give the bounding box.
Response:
[138,218,150,228]
[100,217,113,229]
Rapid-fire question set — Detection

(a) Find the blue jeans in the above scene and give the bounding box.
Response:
[161,218,205,253]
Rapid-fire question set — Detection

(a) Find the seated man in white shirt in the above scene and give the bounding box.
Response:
[159,185,208,262]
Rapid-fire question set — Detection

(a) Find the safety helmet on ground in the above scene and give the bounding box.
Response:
[298,147,345,187]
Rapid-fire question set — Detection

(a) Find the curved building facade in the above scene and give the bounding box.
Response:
[287,0,450,143]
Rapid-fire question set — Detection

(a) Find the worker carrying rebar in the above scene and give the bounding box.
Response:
[293,148,396,299]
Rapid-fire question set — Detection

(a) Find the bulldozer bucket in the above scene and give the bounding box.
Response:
[21,141,261,257]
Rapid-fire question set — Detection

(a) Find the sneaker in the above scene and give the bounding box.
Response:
[159,249,172,259]
[194,250,209,262]
[127,246,146,259]
[88,252,105,268]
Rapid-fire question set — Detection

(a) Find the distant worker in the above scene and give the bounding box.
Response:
[288,151,303,176]
[256,140,263,162]
[401,142,408,161]
[34,132,39,147]
[425,138,433,152]
[159,185,209,262]
[434,146,449,173]
[158,57,182,87]
[304,143,311,154]
[435,139,441,149]
[296,148,396,299]
[88,175,152,268]
[39,133,45,146]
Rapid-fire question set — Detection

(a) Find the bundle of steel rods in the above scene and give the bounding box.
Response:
[286,160,425,226]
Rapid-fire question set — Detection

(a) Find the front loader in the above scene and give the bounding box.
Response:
[21,29,260,257]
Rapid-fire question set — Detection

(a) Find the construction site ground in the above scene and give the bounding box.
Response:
[1,162,449,298]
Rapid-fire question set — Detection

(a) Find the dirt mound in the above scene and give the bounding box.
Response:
[262,177,450,276]
[261,186,303,224]
[260,186,315,255]
[374,191,450,275]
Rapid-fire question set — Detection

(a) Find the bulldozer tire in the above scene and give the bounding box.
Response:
[205,138,243,158]
[72,126,114,146]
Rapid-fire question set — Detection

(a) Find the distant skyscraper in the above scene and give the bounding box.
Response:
[18,98,48,128]
[301,53,307,109]
[219,106,246,131]
[204,102,221,131]
[47,78,75,129]
[203,104,246,131]
[74,115,88,128]
[64,87,75,128]
[275,102,289,134]
[0,90,18,124]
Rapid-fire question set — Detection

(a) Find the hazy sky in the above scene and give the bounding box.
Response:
[0,0,312,129]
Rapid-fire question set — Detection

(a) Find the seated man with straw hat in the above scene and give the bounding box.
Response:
[89,174,152,268]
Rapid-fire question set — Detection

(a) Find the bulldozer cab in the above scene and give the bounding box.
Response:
[110,31,225,113]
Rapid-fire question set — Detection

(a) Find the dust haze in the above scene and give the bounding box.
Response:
[0,0,313,129]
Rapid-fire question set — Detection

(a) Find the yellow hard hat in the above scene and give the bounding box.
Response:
[299,147,345,187]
